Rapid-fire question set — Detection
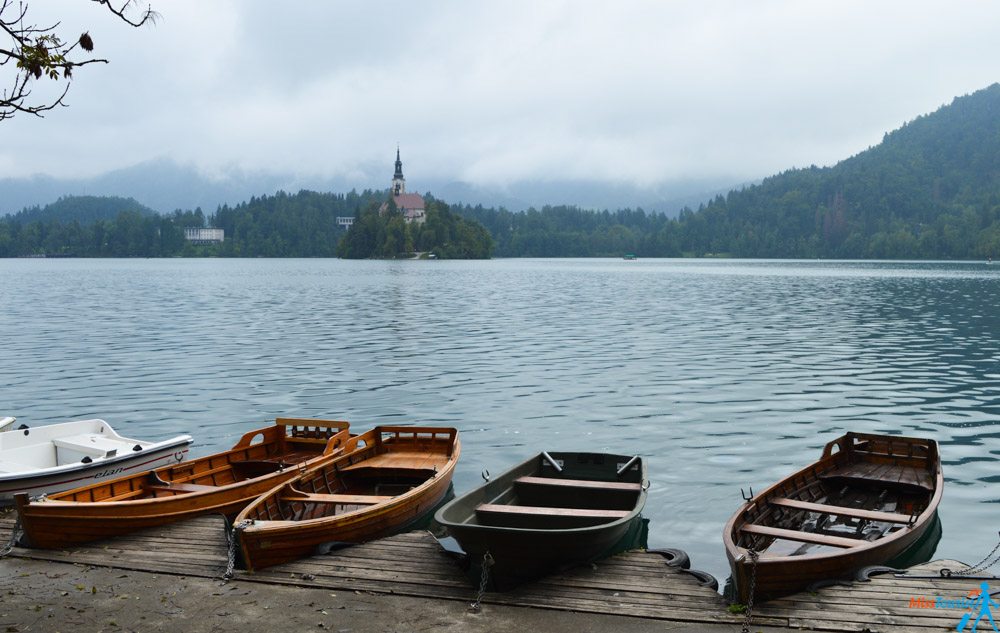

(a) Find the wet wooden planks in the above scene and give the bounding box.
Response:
[823,461,934,490]
[0,512,983,631]
[752,559,984,632]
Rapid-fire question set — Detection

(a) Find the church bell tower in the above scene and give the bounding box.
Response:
[392,147,406,196]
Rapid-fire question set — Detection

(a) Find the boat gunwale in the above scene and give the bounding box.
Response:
[236,427,461,535]
[15,420,353,509]
[435,451,648,537]
[723,432,943,567]
[0,434,193,482]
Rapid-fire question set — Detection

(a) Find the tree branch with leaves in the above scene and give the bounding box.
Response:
[0,0,157,121]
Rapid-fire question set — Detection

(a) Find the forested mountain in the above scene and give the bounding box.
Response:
[338,197,493,259]
[211,189,381,257]
[0,189,492,258]
[668,83,1000,258]
[452,84,1000,259]
[5,84,1000,259]
[9,196,157,225]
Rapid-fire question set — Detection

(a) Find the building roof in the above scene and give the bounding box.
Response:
[393,193,425,210]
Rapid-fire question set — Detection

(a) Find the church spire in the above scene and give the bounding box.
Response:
[393,146,404,180]
[392,146,406,196]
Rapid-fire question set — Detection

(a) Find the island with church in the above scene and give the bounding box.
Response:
[336,149,493,259]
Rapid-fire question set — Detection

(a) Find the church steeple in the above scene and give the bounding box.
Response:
[392,146,406,196]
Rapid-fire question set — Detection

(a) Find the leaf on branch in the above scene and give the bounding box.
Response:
[79,32,94,52]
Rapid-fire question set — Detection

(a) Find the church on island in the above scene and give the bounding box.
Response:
[381,148,426,224]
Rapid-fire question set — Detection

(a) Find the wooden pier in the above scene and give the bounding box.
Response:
[0,514,983,632]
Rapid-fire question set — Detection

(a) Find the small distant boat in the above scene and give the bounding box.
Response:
[723,432,942,603]
[234,426,459,571]
[0,418,192,503]
[435,451,647,588]
[623,254,637,260]
[14,418,352,549]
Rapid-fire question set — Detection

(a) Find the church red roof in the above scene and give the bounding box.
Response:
[393,193,425,210]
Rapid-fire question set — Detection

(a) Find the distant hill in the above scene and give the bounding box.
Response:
[674,83,1000,258]
[0,157,738,218]
[11,195,158,225]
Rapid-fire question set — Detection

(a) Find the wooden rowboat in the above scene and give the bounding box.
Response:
[0,418,192,503]
[14,418,352,549]
[434,451,647,589]
[723,432,942,603]
[234,425,459,571]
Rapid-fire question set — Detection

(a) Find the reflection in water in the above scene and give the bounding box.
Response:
[1,258,998,587]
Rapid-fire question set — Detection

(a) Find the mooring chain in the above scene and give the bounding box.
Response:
[740,549,760,633]
[942,531,1000,578]
[0,513,23,558]
[223,519,252,581]
[468,551,494,613]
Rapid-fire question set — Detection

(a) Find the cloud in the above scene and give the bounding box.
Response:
[4,1,1000,190]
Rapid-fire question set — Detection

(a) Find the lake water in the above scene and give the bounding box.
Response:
[2,258,998,585]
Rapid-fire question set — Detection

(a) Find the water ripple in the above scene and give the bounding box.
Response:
[1,258,999,583]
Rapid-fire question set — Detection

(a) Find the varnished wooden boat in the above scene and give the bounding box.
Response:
[14,418,352,549]
[724,432,942,603]
[234,425,459,571]
[434,451,647,588]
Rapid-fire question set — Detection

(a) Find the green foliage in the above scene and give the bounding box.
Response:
[10,195,158,225]
[212,189,382,257]
[7,83,1000,259]
[0,189,491,259]
[338,197,493,259]
[453,83,1000,259]
[663,84,1000,259]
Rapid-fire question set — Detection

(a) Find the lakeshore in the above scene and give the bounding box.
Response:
[0,511,982,632]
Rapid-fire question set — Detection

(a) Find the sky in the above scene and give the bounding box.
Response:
[3,1,1000,197]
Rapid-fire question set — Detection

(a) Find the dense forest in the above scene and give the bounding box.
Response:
[4,83,1000,259]
[0,190,492,258]
[452,84,1000,259]
[338,197,493,259]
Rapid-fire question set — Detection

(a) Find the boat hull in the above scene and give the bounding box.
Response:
[435,451,647,589]
[0,418,192,503]
[723,432,943,603]
[236,426,460,571]
[15,418,351,549]
[0,441,190,503]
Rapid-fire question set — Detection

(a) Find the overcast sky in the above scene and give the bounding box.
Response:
[3,1,1000,192]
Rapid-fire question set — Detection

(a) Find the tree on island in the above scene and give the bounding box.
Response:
[338,197,493,260]
[1,0,157,121]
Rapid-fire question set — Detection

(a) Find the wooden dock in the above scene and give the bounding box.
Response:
[0,514,985,632]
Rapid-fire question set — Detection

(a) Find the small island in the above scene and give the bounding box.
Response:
[337,149,493,260]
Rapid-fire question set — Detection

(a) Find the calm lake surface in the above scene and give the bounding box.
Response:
[2,258,999,584]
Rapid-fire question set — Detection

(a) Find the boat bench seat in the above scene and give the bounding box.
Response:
[769,497,915,524]
[514,476,642,492]
[476,503,629,519]
[53,435,125,458]
[146,482,217,494]
[820,462,935,491]
[739,523,861,548]
[281,493,393,505]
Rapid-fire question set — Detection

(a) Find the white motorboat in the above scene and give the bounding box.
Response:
[0,418,193,503]
[0,417,14,433]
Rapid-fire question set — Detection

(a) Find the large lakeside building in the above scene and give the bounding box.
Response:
[382,148,426,224]
[184,227,224,244]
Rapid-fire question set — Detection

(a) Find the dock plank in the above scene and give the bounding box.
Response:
[0,509,979,631]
